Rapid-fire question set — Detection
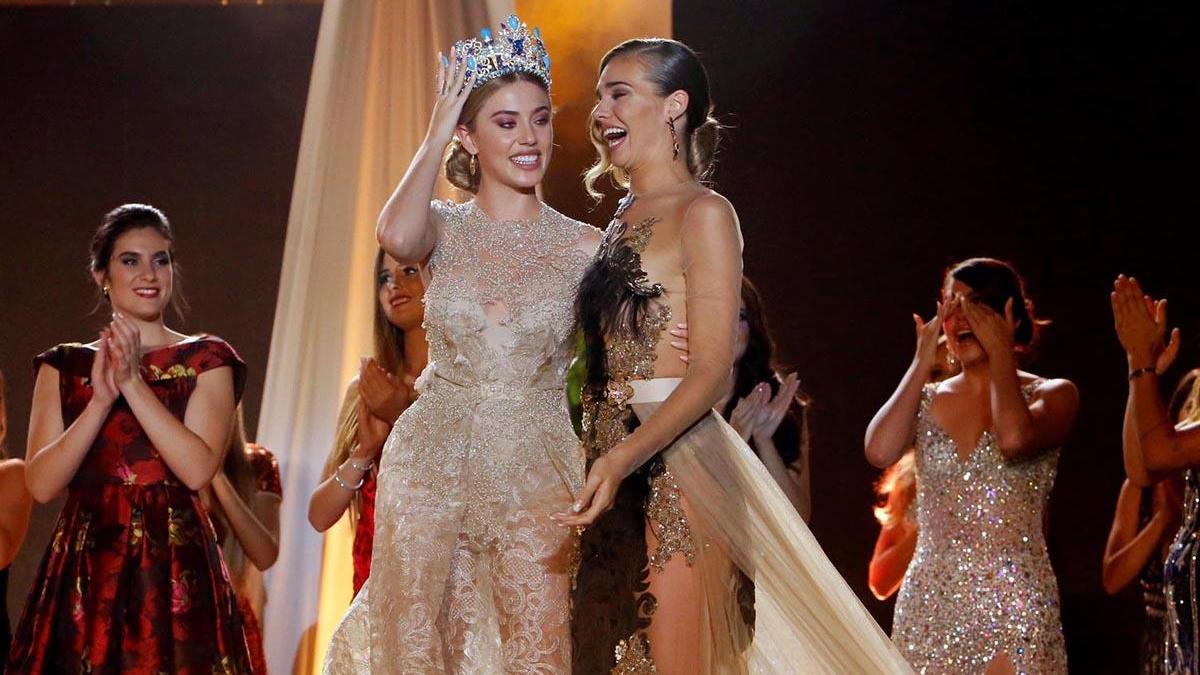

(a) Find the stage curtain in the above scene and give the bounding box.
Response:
[256,1,512,672]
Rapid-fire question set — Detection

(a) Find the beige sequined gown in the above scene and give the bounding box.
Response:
[324,200,595,674]
[892,381,1067,674]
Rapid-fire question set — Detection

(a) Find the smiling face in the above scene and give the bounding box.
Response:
[457,77,552,193]
[377,254,424,331]
[591,53,681,172]
[93,227,174,322]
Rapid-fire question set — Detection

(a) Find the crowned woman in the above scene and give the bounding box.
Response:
[322,15,602,674]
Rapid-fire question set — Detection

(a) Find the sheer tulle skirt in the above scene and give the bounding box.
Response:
[573,388,910,674]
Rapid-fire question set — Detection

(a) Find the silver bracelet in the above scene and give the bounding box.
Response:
[347,457,375,472]
[333,464,365,491]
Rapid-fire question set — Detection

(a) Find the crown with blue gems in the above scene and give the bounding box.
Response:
[456,14,552,91]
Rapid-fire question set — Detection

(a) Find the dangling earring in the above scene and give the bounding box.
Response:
[667,118,679,160]
[469,153,478,177]
[102,283,111,300]
[946,350,959,368]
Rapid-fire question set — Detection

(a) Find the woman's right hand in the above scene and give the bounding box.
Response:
[353,396,391,463]
[427,45,478,147]
[89,331,119,409]
[912,298,951,371]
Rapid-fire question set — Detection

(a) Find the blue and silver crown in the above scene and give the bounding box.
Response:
[456,14,552,91]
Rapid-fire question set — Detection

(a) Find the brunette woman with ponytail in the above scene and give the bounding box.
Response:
[563,39,909,674]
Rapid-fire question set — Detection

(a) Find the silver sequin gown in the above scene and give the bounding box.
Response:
[1165,468,1200,674]
[892,381,1067,674]
[324,200,596,674]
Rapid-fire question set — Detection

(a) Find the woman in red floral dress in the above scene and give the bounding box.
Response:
[8,204,253,674]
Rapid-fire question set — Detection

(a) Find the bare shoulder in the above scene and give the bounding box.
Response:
[682,190,738,227]
[1025,373,1080,410]
[572,221,603,256]
[0,458,25,480]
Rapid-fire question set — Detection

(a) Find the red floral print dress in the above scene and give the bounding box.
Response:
[6,336,254,675]
[351,472,375,596]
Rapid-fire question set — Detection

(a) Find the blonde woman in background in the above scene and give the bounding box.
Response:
[307,249,427,596]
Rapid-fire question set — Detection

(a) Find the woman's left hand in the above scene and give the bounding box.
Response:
[961,297,1016,359]
[751,373,801,442]
[668,323,691,363]
[106,313,143,388]
[552,452,631,528]
[1111,275,1166,369]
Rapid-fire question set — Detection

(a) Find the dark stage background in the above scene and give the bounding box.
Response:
[2,3,1197,672]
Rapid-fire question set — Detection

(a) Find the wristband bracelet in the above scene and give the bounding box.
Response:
[347,457,375,472]
[1128,366,1157,381]
[333,464,365,491]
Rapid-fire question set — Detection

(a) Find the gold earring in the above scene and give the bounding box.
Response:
[469,153,478,177]
[667,118,679,159]
[102,283,111,299]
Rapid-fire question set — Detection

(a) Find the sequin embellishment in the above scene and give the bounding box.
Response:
[891,381,1067,674]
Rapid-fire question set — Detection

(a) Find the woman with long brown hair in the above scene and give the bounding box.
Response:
[307,249,426,596]
[563,38,909,674]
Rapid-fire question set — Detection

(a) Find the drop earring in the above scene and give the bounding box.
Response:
[667,118,679,159]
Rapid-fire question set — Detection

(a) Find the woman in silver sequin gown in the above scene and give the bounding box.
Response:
[1113,274,1200,675]
[866,258,1079,674]
[323,16,604,673]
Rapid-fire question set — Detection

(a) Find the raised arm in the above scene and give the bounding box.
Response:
[1113,276,1200,480]
[377,48,475,262]
[958,298,1078,461]
[26,340,119,503]
[105,319,236,491]
[1102,479,1178,594]
[308,383,391,532]
[864,303,948,468]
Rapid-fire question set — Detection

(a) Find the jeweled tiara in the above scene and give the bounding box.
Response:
[455,14,551,91]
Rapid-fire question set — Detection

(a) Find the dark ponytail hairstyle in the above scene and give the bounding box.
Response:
[945,257,1047,350]
[585,38,723,197]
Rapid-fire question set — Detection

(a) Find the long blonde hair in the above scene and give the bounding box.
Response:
[873,451,916,528]
[1171,368,1200,425]
[321,249,411,522]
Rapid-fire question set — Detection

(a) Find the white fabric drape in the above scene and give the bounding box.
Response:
[258,1,511,673]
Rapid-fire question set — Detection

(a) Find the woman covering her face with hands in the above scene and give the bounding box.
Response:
[8,204,252,673]
[866,257,1077,674]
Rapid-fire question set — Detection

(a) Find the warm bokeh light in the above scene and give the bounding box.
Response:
[516,0,671,223]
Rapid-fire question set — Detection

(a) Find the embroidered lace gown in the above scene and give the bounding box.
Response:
[324,201,595,674]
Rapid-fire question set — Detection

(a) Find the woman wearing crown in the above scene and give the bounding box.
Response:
[322,16,601,673]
